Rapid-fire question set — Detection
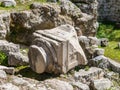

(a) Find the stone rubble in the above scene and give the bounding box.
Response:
[0,0,119,90]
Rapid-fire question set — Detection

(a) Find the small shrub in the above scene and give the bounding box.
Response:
[97,22,120,41]
[0,51,8,66]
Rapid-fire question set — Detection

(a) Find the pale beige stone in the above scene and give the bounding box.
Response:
[28,24,87,74]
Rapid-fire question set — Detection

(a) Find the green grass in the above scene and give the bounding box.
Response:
[97,22,120,63]
[100,41,120,63]
[0,0,47,12]
[97,22,120,41]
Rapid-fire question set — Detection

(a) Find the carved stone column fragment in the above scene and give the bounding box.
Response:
[28,24,87,74]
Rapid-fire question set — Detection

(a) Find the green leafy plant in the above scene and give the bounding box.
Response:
[85,66,89,71]
[97,22,120,41]
[0,51,8,66]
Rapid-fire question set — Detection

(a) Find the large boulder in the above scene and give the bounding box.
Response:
[8,1,98,44]
[9,4,63,44]
[28,24,87,74]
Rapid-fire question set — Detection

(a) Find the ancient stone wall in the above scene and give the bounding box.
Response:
[72,0,120,22]
[97,0,120,22]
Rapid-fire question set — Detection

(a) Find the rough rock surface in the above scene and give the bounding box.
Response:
[12,76,29,86]
[1,0,16,7]
[0,70,7,79]
[72,81,90,90]
[71,0,98,36]
[90,78,113,90]
[0,0,119,90]
[8,52,29,66]
[43,79,73,90]
[0,83,19,90]
[8,1,98,44]
[0,13,10,40]
[90,55,110,69]
[74,67,104,83]
[29,24,87,74]
[0,40,20,54]
[97,0,120,22]
[108,59,120,73]
[0,65,15,74]
[78,36,100,59]
[99,38,109,47]
[90,55,120,73]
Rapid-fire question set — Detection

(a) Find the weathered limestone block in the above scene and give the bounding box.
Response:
[108,59,120,73]
[8,52,29,66]
[74,67,104,82]
[43,79,73,90]
[0,13,10,39]
[28,24,87,74]
[0,40,20,54]
[90,78,113,90]
[71,81,90,90]
[90,55,110,69]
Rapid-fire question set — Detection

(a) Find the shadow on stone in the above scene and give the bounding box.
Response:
[15,67,59,81]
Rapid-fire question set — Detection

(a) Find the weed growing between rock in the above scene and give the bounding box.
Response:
[0,51,8,66]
